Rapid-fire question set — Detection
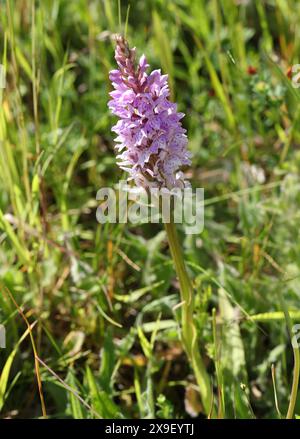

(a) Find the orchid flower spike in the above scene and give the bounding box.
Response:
[108,36,192,190]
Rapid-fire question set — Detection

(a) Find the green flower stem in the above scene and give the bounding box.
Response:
[287,345,300,419]
[278,291,300,419]
[164,220,214,416]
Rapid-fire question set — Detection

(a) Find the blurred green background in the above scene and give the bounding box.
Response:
[0,0,300,419]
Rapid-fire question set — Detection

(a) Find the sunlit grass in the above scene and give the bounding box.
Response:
[0,0,300,419]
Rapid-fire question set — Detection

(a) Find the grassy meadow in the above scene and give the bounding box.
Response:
[1,0,300,419]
